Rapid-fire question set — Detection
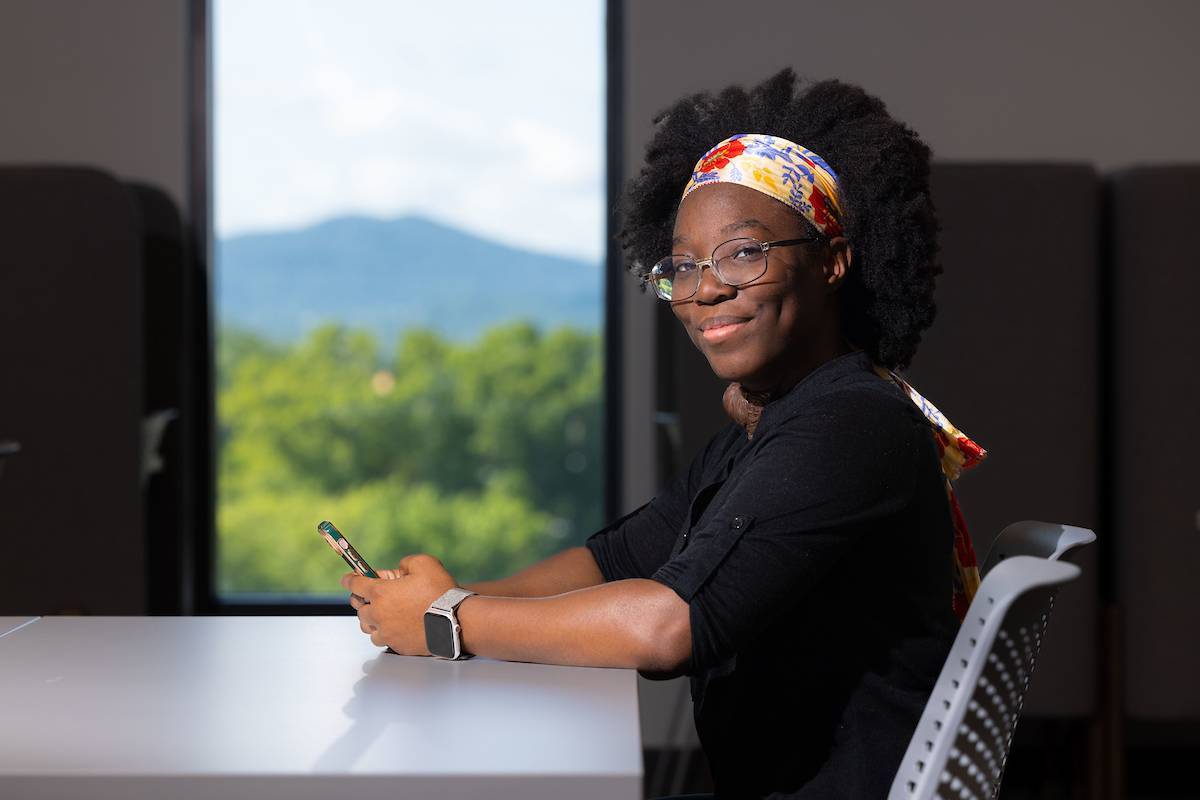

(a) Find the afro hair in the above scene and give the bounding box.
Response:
[618,68,940,369]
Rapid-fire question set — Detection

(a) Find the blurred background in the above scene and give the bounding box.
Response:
[1,1,1198,797]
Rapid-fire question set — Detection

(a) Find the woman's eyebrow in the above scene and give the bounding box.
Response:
[671,218,774,247]
[721,218,773,236]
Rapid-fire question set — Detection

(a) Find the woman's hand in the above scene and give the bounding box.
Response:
[342,554,457,655]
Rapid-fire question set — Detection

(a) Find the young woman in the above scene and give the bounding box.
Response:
[343,69,984,798]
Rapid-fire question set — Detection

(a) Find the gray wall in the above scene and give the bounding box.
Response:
[0,0,188,212]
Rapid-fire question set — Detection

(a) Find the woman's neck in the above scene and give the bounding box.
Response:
[725,339,858,438]
[739,335,856,399]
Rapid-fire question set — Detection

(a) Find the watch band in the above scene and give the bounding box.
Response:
[425,588,477,661]
[430,587,476,613]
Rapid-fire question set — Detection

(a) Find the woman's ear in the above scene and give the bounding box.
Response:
[824,237,852,291]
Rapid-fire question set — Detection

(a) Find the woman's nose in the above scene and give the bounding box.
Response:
[693,262,735,304]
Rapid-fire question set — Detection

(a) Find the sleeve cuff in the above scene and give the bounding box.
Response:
[584,535,617,583]
[650,513,753,602]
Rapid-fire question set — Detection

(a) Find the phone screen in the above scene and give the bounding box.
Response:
[317,520,379,578]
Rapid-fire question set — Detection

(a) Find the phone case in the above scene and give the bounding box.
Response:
[317,520,379,578]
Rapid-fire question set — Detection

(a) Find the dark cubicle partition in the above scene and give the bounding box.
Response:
[0,167,146,614]
[912,164,1101,719]
[0,167,194,616]
[1109,167,1200,723]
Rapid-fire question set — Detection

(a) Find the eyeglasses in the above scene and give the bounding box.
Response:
[643,236,821,301]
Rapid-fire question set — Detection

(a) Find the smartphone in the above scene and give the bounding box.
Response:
[317,520,379,578]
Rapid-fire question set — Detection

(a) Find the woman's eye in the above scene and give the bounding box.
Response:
[674,261,697,274]
[731,246,760,260]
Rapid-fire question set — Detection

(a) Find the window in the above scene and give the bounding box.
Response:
[212,0,607,600]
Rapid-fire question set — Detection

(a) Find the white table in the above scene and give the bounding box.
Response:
[0,616,37,637]
[0,617,642,799]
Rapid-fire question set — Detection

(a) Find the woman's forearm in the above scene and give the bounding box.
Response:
[457,578,691,672]
[462,546,606,598]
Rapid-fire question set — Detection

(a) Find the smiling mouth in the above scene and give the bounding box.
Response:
[699,315,753,344]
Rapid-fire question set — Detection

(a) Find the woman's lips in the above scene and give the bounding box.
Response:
[699,315,753,344]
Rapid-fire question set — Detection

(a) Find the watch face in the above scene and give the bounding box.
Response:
[424,612,457,658]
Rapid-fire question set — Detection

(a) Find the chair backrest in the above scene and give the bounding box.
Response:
[981,520,1096,575]
[889,556,1081,800]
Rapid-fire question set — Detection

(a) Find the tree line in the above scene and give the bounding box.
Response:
[217,321,603,595]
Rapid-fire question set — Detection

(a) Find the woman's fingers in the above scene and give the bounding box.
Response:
[397,553,439,572]
[342,573,376,600]
[357,602,377,635]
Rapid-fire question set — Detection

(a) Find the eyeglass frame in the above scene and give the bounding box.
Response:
[642,236,824,302]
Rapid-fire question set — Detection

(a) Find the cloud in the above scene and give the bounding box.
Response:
[312,67,409,137]
[502,118,600,188]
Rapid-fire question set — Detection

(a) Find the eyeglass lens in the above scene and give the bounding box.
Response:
[649,238,769,301]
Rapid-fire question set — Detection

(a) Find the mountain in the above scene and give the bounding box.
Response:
[215,215,602,343]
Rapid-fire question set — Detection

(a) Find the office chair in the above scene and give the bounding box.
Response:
[981,520,1096,575]
[889,555,1083,800]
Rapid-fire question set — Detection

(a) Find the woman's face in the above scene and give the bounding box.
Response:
[668,182,849,392]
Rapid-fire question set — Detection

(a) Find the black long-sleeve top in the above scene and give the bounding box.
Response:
[587,351,960,798]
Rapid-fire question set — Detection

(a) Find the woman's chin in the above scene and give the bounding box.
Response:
[704,353,758,385]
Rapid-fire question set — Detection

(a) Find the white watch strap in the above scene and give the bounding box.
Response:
[430,587,476,613]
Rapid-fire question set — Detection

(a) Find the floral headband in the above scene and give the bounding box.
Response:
[681,133,844,238]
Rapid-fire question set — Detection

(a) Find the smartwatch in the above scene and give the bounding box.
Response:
[423,587,477,660]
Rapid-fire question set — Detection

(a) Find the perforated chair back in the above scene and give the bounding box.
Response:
[981,520,1096,575]
[888,556,1081,800]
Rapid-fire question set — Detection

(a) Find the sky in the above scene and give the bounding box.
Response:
[214,0,605,262]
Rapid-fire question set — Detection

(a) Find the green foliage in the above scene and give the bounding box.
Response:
[217,321,603,595]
